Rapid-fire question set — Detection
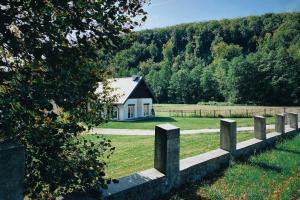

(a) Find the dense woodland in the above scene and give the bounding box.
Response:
[100,12,300,105]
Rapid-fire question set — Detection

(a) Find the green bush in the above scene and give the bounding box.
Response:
[0,0,147,198]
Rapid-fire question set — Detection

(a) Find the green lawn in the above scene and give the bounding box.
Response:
[163,133,300,200]
[153,104,298,117]
[98,116,275,130]
[83,132,255,179]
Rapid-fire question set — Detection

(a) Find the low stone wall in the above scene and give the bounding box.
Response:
[1,113,299,200]
[102,113,299,200]
[0,141,25,200]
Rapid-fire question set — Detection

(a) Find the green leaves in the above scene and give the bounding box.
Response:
[107,12,300,105]
[0,0,148,198]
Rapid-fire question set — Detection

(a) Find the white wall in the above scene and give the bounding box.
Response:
[117,98,153,121]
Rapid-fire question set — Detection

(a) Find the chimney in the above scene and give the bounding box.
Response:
[132,75,140,81]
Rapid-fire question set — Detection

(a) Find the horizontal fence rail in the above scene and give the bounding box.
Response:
[167,107,300,118]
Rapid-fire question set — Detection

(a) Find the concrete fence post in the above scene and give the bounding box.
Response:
[0,142,25,200]
[154,124,180,185]
[284,113,289,125]
[297,109,300,122]
[220,119,236,154]
[286,112,298,130]
[275,114,285,134]
[254,116,266,140]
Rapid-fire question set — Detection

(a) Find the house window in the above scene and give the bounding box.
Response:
[143,103,150,116]
[112,106,118,120]
[128,104,135,118]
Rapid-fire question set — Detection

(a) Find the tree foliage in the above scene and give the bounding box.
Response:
[105,12,300,105]
[0,0,147,198]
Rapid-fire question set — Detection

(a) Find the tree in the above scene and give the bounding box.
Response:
[189,60,204,102]
[97,12,300,105]
[0,0,147,198]
[211,41,243,62]
[214,59,230,101]
[168,69,192,103]
[162,37,175,63]
[158,62,172,102]
[147,41,160,61]
[200,66,222,101]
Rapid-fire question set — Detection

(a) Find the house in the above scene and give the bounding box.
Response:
[96,76,156,121]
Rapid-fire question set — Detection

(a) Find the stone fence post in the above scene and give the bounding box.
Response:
[283,113,289,125]
[275,114,285,134]
[220,119,236,154]
[0,142,25,200]
[254,116,266,140]
[154,124,180,185]
[286,112,298,130]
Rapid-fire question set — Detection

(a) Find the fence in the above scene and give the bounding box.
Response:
[102,112,299,200]
[168,107,299,118]
[1,111,300,200]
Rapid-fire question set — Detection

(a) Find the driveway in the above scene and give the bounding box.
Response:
[88,124,277,136]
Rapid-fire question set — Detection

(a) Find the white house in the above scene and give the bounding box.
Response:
[96,76,156,121]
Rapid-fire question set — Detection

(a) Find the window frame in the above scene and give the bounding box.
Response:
[128,104,135,119]
[143,103,150,116]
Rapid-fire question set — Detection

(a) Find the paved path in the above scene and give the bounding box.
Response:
[88,124,277,136]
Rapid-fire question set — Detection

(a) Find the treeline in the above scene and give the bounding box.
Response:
[101,12,300,105]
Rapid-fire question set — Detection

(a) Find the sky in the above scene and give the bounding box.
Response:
[136,0,300,30]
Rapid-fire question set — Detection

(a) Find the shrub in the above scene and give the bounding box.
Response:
[0,0,147,198]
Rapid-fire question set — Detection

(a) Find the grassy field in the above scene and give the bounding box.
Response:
[154,104,299,117]
[163,133,300,200]
[84,132,257,179]
[97,103,299,130]
[99,116,275,130]
[154,104,298,112]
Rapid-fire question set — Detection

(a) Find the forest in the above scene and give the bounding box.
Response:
[100,12,300,105]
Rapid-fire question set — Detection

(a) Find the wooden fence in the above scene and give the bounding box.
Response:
[168,107,298,118]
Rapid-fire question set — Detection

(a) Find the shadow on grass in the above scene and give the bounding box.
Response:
[160,133,300,200]
[274,147,300,155]
[240,160,283,173]
[161,150,286,200]
[161,159,284,200]
[131,117,177,123]
[235,148,283,173]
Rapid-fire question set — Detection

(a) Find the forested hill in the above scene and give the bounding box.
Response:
[101,12,300,105]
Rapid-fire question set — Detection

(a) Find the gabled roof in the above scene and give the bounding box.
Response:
[95,76,156,104]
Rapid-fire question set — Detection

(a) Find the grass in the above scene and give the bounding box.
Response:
[83,132,256,179]
[154,104,298,112]
[163,133,300,200]
[154,104,298,117]
[98,116,275,130]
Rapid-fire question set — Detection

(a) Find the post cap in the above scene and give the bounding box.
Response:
[221,119,236,123]
[254,115,265,119]
[155,123,179,131]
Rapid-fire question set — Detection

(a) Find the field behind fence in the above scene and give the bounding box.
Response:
[154,104,300,118]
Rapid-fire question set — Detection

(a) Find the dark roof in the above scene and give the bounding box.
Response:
[96,76,156,104]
